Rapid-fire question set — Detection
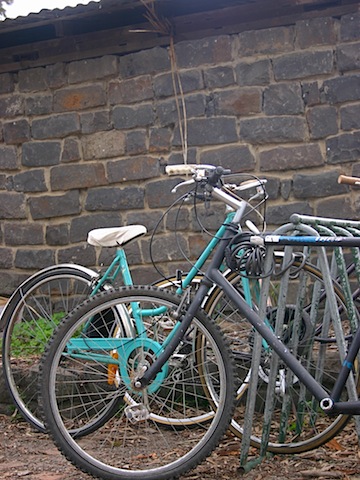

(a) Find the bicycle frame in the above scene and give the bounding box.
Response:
[66,169,360,416]
[138,219,360,415]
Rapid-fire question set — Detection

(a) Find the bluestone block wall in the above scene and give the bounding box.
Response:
[0,12,359,294]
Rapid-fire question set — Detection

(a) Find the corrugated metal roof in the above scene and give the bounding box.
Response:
[3,0,99,20]
[1,0,253,30]
[1,0,140,27]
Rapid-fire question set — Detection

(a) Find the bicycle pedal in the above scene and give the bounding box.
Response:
[124,403,150,423]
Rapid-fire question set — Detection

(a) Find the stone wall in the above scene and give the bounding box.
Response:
[0,11,360,296]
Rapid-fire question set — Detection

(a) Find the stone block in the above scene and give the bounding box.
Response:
[80,110,111,134]
[3,120,30,144]
[127,210,165,234]
[203,66,235,88]
[280,179,291,200]
[0,95,24,117]
[109,75,153,104]
[82,130,125,160]
[337,43,360,73]
[317,196,357,219]
[32,113,80,139]
[296,17,337,48]
[54,85,106,112]
[107,156,160,183]
[68,56,119,83]
[175,35,232,68]
[0,272,27,296]
[4,223,44,245]
[46,62,66,89]
[321,74,360,104]
[61,138,81,163]
[352,163,360,177]
[18,67,47,92]
[236,60,271,86]
[25,95,53,116]
[119,47,170,78]
[241,117,307,144]
[263,83,304,115]
[112,104,155,129]
[306,105,338,139]
[302,82,321,106]
[293,170,347,199]
[70,213,122,243]
[154,70,203,98]
[15,249,55,269]
[0,146,19,170]
[259,144,324,171]
[0,192,26,219]
[29,190,81,220]
[340,104,360,131]
[0,248,13,269]
[273,50,333,80]
[166,208,190,231]
[50,163,107,191]
[141,234,188,263]
[22,141,61,167]
[0,73,14,94]
[146,178,185,209]
[266,202,313,225]
[326,131,360,164]
[340,12,360,41]
[156,94,206,126]
[214,88,262,116]
[190,205,227,232]
[126,130,147,155]
[57,244,96,266]
[199,145,255,172]
[167,149,197,166]
[46,224,70,246]
[85,187,145,211]
[149,127,172,153]
[174,117,238,146]
[238,26,294,56]
[13,170,47,193]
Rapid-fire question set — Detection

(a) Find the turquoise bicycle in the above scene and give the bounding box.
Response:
[1,167,267,435]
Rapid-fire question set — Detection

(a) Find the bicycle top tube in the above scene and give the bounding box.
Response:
[262,234,360,248]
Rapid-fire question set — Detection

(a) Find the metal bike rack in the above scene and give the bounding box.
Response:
[239,216,360,471]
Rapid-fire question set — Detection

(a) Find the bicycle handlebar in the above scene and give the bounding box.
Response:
[165,164,216,176]
[167,163,265,192]
[338,174,360,186]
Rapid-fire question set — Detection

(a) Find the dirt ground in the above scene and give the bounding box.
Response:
[1,414,360,480]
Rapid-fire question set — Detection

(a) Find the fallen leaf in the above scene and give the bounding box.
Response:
[325,438,345,451]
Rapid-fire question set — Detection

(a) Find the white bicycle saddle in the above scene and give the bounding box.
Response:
[87,225,147,247]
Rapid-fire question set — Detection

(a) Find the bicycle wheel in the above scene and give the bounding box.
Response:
[39,285,236,480]
[1,264,102,432]
[204,259,358,453]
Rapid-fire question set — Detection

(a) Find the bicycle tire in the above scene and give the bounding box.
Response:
[204,259,358,453]
[2,267,209,433]
[1,264,103,432]
[39,285,236,480]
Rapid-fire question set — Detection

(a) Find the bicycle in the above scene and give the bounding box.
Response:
[39,165,360,479]
[1,166,267,434]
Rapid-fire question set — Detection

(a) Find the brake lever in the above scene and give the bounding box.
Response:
[171,179,195,193]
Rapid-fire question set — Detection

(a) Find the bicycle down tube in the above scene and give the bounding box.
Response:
[137,182,360,416]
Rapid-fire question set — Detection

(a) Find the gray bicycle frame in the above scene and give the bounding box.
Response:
[139,186,360,415]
